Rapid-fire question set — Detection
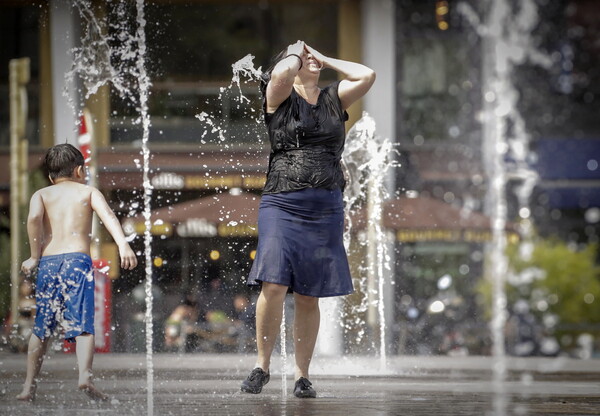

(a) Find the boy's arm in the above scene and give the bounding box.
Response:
[90,188,138,270]
[21,191,45,276]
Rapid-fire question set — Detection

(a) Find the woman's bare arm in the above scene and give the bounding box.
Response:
[265,41,305,113]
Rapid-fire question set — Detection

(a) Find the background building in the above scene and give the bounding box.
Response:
[1,0,599,355]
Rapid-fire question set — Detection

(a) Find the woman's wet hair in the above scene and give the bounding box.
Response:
[260,49,289,98]
[45,143,85,180]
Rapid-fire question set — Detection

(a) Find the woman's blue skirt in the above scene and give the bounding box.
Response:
[247,187,354,298]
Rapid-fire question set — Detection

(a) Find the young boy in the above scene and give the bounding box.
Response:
[17,143,138,401]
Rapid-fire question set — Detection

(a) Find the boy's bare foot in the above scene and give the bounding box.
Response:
[78,383,109,401]
[16,382,37,401]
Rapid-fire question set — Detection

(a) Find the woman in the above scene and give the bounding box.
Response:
[241,41,375,398]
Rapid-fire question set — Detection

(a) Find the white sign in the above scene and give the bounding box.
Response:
[177,218,218,237]
[151,172,185,190]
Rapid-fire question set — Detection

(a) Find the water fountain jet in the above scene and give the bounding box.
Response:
[342,113,398,368]
[68,0,154,413]
[459,0,552,414]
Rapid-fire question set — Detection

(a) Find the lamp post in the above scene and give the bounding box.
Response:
[9,57,30,324]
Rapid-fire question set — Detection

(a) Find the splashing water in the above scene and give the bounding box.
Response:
[280,304,287,399]
[68,1,154,414]
[342,113,398,368]
[459,0,552,414]
[230,54,264,104]
[68,0,151,106]
[134,1,154,414]
[195,54,263,148]
[195,111,227,143]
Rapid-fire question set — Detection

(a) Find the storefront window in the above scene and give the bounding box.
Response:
[397,0,481,145]
[516,0,600,140]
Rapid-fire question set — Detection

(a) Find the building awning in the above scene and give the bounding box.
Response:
[122,191,260,238]
[123,193,515,243]
[352,195,515,243]
[385,196,502,242]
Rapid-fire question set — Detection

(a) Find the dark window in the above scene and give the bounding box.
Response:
[109,2,339,145]
[396,0,481,146]
[0,5,41,147]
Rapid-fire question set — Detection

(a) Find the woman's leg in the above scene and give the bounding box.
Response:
[293,293,320,380]
[255,282,288,372]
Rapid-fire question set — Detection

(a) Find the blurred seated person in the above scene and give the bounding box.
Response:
[169,281,251,352]
[185,287,249,353]
[200,278,234,318]
[8,279,37,353]
[18,279,36,320]
[231,294,255,352]
[191,307,235,353]
[205,310,229,327]
[505,299,541,356]
[164,293,200,352]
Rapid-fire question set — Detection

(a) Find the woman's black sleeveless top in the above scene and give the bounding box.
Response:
[262,80,349,195]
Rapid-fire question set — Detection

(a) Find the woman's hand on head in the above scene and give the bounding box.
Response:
[304,44,327,68]
[287,40,306,57]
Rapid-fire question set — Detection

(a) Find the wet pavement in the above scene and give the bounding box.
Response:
[1,352,599,415]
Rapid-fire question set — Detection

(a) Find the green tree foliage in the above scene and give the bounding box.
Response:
[505,238,600,325]
[479,235,600,328]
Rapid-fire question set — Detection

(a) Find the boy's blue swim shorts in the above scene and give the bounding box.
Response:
[33,252,95,342]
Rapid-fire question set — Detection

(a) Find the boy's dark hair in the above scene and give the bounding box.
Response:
[45,143,85,180]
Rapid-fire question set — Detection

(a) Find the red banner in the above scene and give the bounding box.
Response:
[78,110,92,165]
[92,259,112,353]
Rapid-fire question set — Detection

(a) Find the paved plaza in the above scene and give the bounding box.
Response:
[1,352,599,415]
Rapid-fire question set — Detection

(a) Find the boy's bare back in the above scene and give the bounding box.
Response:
[22,144,137,275]
[24,178,137,273]
[34,181,95,256]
